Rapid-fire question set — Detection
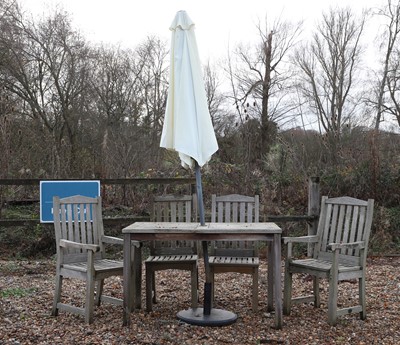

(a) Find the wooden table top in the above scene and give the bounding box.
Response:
[122,222,282,234]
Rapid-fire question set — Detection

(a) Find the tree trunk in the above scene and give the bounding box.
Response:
[261,31,273,155]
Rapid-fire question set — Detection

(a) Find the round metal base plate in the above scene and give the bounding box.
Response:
[177,307,237,327]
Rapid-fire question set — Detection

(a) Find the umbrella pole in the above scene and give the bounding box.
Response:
[195,161,212,315]
[194,161,205,226]
[176,161,236,326]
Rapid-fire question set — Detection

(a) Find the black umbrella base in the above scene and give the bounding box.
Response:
[177,307,237,327]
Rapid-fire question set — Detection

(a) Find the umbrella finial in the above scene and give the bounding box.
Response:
[170,10,195,31]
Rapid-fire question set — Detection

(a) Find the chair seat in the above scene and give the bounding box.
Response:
[209,256,259,267]
[145,254,198,263]
[290,258,361,273]
[63,259,123,273]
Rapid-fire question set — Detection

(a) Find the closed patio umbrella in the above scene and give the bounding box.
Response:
[160,10,237,326]
[160,10,218,228]
[160,10,218,171]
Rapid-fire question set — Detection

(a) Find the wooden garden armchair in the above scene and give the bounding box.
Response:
[51,195,137,324]
[283,196,374,325]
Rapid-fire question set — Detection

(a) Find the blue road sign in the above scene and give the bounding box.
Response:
[40,180,100,223]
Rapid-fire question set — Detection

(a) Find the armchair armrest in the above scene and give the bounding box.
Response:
[102,235,141,248]
[59,239,100,252]
[131,240,141,248]
[283,235,319,259]
[328,241,365,251]
[102,235,124,245]
[283,235,318,244]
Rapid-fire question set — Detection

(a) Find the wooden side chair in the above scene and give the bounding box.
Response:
[51,195,133,324]
[283,196,374,325]
[209,194,260,312]
[145,195,198,312]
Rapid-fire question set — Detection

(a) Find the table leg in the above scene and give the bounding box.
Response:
[123,234,132,326]
[273,233,283,329]
[267,240,274,312]
[133,244,142,310]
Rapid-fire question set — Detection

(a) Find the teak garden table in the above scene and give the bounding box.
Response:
[122,222,283,329]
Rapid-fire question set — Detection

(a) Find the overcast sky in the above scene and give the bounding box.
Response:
[19,0,384,62]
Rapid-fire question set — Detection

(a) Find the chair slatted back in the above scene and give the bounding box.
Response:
[150,195,196,256]
[153,195,192,222]
[210,194,259,257]
[315,196,374,266]
[53,195,105,264]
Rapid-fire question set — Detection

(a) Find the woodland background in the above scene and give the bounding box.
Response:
[0,0,400,256]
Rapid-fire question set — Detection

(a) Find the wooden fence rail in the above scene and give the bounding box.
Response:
[0,178,196,186]
[0,177,320,228]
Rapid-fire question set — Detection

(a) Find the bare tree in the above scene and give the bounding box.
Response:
[136,36,169,158]
[0,4,91,177]
[88,45,147,177]
[0,87,15,178]
[386,50,400,126]
[0,0,16,177]
[374,0,400,128]
[203,61,232,136]
[294,7,366,140]
[226,17,302,157]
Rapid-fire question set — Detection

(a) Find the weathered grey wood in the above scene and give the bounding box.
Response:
[51,195,137,324]
[123,222,281,234]
[283,196,374,325]
[122,221,283,329]
[145,195,198,312]
[209,194,260,312]
[308,177,320,256]
[123,233,134,325]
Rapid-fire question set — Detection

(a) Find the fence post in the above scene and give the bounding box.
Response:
[308,176,320,255]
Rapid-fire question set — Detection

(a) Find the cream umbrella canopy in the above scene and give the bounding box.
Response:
[161,10,236,326]
[160,10,217,229]
[160,10,218,172]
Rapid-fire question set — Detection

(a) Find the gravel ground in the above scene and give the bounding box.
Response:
[0,256,399,345]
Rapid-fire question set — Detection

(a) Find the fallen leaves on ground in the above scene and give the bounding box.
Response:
[0,257,399,344]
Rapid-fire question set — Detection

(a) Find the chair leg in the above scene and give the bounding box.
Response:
[328,273,338,325]
[210,271,215,308]
[95,280,104,306]
[283,267,293,315]
[151,271,157,304]
[359,276,366,320]
[52,274,63,316]
[313,277,320,308]
[252,269,258,312]
[191,264,198,308]
[85,274,96,324]
[196,265,200,303]
[145,265,153,312]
